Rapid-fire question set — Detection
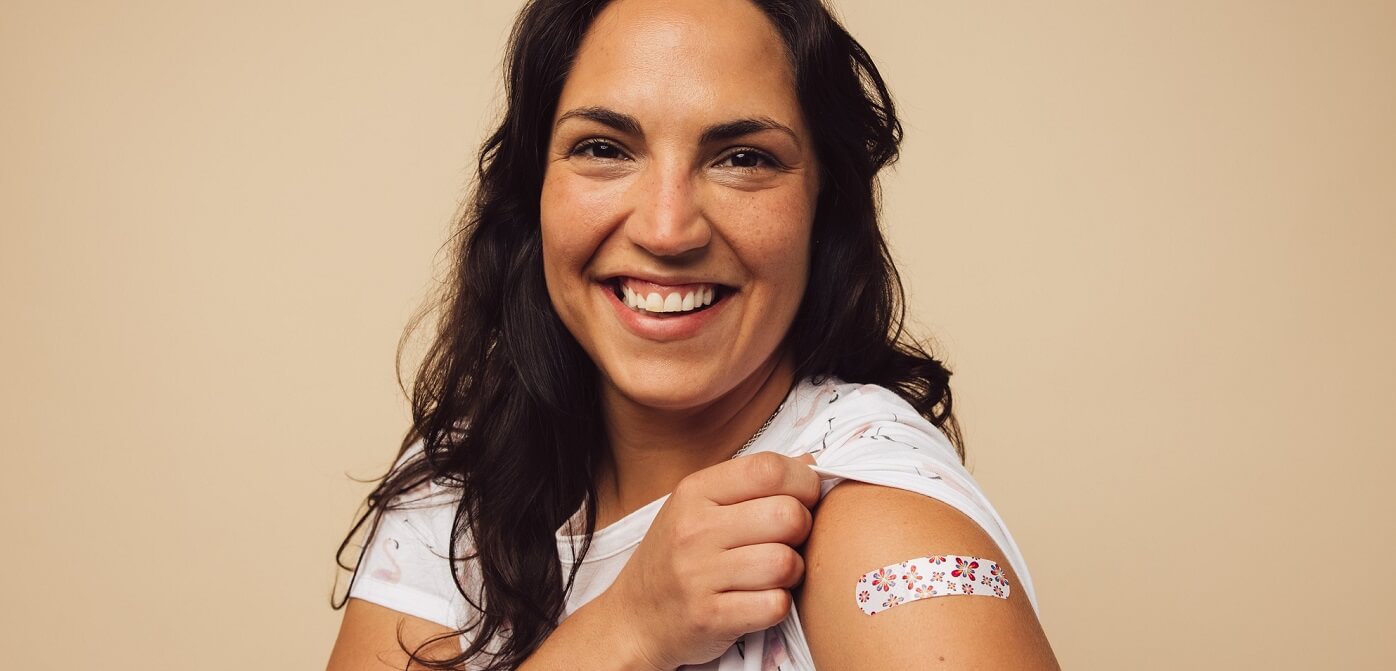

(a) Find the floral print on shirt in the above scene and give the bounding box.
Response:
[761,627,793,670]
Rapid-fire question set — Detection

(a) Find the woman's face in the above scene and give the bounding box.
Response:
[541,0,820,411]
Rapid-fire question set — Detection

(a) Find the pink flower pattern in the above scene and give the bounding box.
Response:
[854,554,1010,616]
[952,557,979,582]
[870,567,897,592]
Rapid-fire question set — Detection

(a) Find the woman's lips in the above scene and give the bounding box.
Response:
[600,279,732,342]
[616,277,719,314]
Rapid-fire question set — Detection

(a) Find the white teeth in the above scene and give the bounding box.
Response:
[621,282,721,313]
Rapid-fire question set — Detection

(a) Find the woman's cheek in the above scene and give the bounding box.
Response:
[743,195,814,273]
[542,178,594,260]
[542,172,627,255]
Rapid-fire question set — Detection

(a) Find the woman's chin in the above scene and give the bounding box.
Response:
[597,349,788,415]
[598,363,734,413]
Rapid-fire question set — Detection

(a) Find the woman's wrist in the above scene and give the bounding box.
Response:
[518,591,668,671]
[585,589,670,671]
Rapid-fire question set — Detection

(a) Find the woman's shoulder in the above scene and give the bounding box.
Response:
[783,379,1055,666]
[775,376,958,462]
[768,375,1040,612]
[382,438,463,504]
[347,440,479,630]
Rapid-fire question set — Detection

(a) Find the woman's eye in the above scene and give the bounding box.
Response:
[573,141,625,160]
[718,150,772,170]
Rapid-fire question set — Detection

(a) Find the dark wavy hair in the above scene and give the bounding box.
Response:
[333,0,962,668]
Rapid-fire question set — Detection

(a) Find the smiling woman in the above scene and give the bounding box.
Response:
[327,0,1057,669]
[540,0,819,443]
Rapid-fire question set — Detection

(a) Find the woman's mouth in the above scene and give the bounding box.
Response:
[608,277,731,316]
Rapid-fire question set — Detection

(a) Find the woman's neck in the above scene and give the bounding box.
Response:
[592,353,797,529]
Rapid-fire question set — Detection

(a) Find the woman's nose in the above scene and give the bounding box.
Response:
[624,162,711,258]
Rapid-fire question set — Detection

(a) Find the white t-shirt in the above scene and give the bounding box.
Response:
[348,376,1039,670]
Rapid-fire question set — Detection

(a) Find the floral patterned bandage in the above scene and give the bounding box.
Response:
[855,554,1010,615]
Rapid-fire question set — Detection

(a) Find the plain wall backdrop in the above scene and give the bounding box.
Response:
[2,1,1392,668]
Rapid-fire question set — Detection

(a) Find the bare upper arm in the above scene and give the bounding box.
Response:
[795,481,1059,669]
[326,598,462,671]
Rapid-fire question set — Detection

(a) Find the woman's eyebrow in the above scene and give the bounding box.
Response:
[700,117,801,148]
[555,106,643,137]
[555,106,800,148]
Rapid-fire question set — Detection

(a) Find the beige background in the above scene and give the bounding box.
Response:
[2,1,1392,668]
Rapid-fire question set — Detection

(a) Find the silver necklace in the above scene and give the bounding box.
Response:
[729,400,785,460]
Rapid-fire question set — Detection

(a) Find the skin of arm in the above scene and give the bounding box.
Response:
[326,594,664,666]
[326,598,462,671]
[795,481,1060,669]
[328,596,664,671]
[517,590,668,671]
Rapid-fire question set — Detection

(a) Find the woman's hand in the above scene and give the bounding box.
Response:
[597,451,822,670]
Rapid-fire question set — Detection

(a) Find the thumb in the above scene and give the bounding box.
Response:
[794,452,817,467]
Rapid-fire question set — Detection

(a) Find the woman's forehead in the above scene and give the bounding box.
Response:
[556,0,803,133]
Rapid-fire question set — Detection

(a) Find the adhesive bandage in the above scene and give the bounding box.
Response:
[855,554,1010,615]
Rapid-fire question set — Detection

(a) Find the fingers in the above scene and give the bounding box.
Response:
[686,452,821,509]
[713,543,806,591]
[609,451,820,669]
[712,494,813,549]
[712,588,794,635]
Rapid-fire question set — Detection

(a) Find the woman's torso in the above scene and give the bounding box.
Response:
[351,376,1039,669]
